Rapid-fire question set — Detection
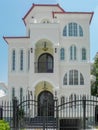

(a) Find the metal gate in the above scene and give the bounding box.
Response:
[58,95,98,129]
[13,96,58,130]
[1,95,98,130]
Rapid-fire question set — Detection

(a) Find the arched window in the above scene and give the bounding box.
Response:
[63,70,84,85]
[61,96,65,109]
[41,19,50,23]
[63,22,83,37]
[63,73,67,85]
[38,53,53,73]
[63,26,67,36]
[70,45,76,60]
[82,48,86,60]
[20,50,24,71]
[60,48,65,60]
[12,50,16,71]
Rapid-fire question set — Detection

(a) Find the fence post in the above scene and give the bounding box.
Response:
[0,106,3,120]
[55,98,59,130]
[82,96,86,129]
[13,97,18,130]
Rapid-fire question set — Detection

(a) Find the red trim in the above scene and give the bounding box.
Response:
[89,12,94,24]
[52,11,94,24]
[23,3,65,25]
[3,36,30,44]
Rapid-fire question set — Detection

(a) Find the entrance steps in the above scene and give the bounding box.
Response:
[24,116,57,129]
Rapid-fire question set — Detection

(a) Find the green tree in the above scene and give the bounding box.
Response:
[91,53,98,96]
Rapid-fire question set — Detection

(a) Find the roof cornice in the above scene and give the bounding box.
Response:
[3,36,30,44]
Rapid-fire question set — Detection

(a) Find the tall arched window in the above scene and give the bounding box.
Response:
[60,48,65,60]
[12,50,16,71]
[70,45,76,60]
[82,48,86,60]
[20,50,24,71]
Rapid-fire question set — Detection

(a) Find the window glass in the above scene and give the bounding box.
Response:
[60,48,65,60]
[63,73,67,85]
[20,50,23,71]
[63,26,67,36]
[82,48,86,60]
[20,88,23,102]
[70,45,76,60]
[12,87,15,99]
[69,70,73,85]
[12,50,16,71]
[80,73,84,85]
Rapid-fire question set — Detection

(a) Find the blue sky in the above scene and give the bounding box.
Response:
[0,0,98,84]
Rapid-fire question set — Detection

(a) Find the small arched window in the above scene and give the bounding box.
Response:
[12,50,16,71]
[82,48,86,60]
[70,45,76,60]
[41,19,50,23]
[60,48,65,60]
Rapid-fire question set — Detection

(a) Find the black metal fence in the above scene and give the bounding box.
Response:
[0,95,98,130]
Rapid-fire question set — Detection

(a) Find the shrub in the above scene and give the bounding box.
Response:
[0,120,10,130]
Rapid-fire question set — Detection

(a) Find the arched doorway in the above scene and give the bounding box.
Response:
[38,53,53,73]
[38,91,54,116]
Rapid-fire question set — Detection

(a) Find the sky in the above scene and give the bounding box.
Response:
[0,0,98,84]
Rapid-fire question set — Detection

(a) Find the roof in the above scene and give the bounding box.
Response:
[52,11,94,24]
[23,3,65,25]
[3,36,30,44]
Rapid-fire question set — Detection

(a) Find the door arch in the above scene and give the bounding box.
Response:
[38,91,54,116]
[38,53,53,73]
